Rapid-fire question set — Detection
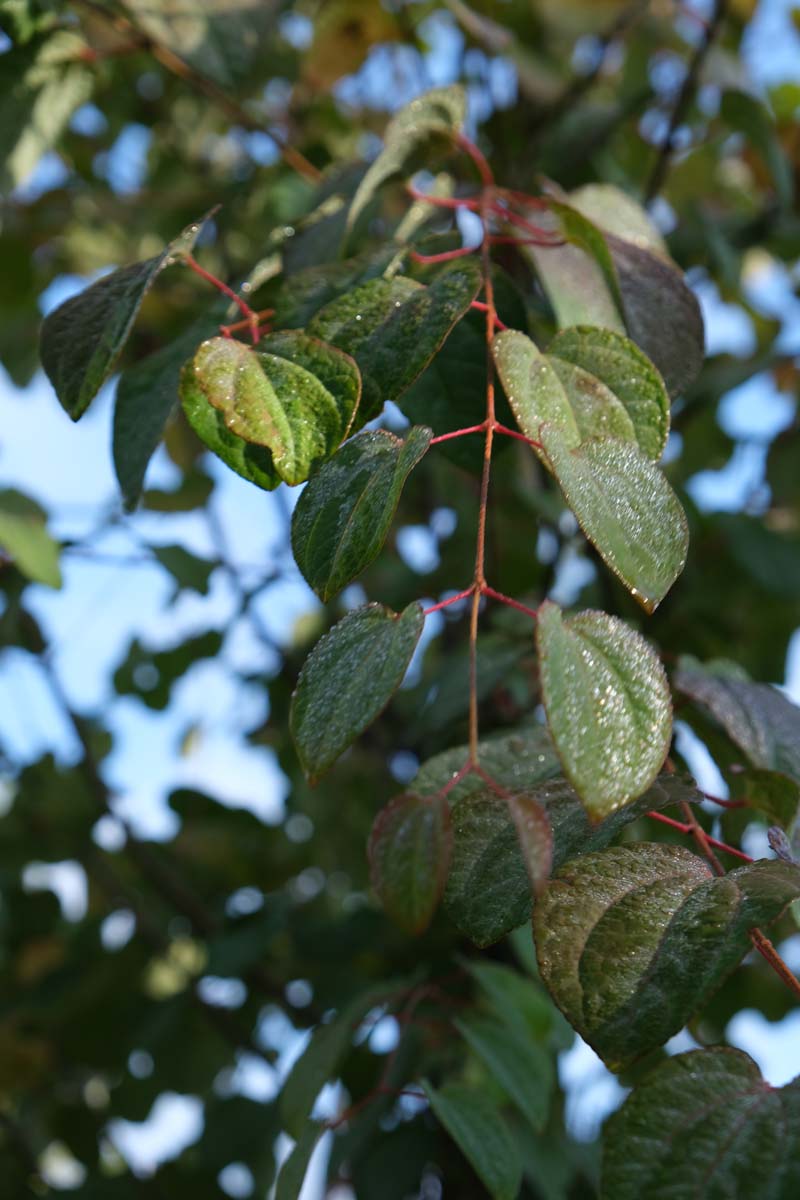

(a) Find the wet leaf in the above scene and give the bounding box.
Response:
[534,843,800,1067]
[368,792,452,933]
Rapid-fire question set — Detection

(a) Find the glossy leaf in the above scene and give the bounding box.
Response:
[534,843,800,1066]
[368,792,452,933]
[290,602,424,781]
[347,85,466,233]
[602,1049,800,1199]
[539,425,688,610]
[291,426,431,602]
[307,259,481,423]
[537,602,672,817]
[455,1015,553,1132]
[675,657,800,785]
[275,1121,325,1200]
[40,215,207,420]
[547,326,670,460]
[0,489,61,588]
[422,1081,522,1200]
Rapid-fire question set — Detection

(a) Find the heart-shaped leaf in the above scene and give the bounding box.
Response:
[292,426,431,602]
[537,602,672,817]
[422,1081,522,1200]
[290,602,423,781]
[603,1048,800,1199]
[534,842,800,1067]
[368,792,452,933]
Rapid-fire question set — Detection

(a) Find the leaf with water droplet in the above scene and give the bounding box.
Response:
[534,842,800,1067]
[539,425,688,610]
[368,791,452,933]
[291,602,424,781]
[292,426,431,601]
[537,601,672,818]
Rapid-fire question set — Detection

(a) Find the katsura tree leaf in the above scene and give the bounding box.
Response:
[40,214,209,421]
[455,1016,553,1132]
[181,333,359,487]
[275,1121,325,1200]
[547,326,670,460]
[422,1081,522,1200]
[536,602,672,817]
[347,84,466,233]
[290,602,424,781]
[272,244,399,329]
[0,489,61,588]
[567,183,668,257]
[674,657,800,785]
[524,203,626,332]
[602,1048,800,1199]
[441,771,697,947]
[538,425,688,610]
[291,426,432,602]
[721,89,793,211]
[368,792,452,933]
[534,843,800,1067]
[113,307,225,511]
[307,259,482,424]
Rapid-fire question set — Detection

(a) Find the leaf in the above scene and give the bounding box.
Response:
[303,0,400,89]
[731,768,800,831]
[422,1081,522,1200]
[275,1121,325,1200]
[464,960,557,1043]
[113,308,224,511]
[368,792,452,933]
[415,726,562,802]
[507,793,552,896]
[455,1016,553,1132]
[721,89,793,210]
[567,183,668,257]
[113,631,223,711]
[152,545,214,598]
[347,85,466,233]
[307,259,482,424]
[290,602,423,782]
[272,244,399,330]
[534,843,800,1067]
[291,426,432,602]
[0,489,61,588]
[536,602,672,818]
[181,333,359,486]
[441,771,697,947]
[524,203,625,332]
[674,657,800,785]
[547,326,670,460]
[602,1048,800,1199]
[538,425,688,610]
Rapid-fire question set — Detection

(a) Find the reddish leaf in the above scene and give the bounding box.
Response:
[368,792,453,934]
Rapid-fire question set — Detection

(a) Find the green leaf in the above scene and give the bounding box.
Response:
[674,657,800,785]
[416,726,562,802]
[307,259,481,424]
[272,244,399,329]
[113,631,223,711]
[464,960,557,1043]
[567,183,668,257]
[441,771,696,946]
[534,843,800,1067]
[547,326,670,460]
[152,545,214,598]
[275,1121,325,1200]
[536,602,672,817]
[524,203,626,332]
[181,333,359,487]
[291,426,432,602]
[113,308,225,511]
[721,89,793,210]
[368,792,452,933]
[602,1048,800,1199]
[0,489,61,588]
[538,426,688,610]
[40,215,208,421]
[290,602,424,781]
[731,768,800,831]
[455,1016,553,1132]
[347,85,466,233]
[422,1081,522,1200]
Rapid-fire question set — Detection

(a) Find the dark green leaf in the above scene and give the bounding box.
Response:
[152,545,214,598]
[731,768,800,830]
[539,426,688,610]
[536,602,672,817]
[291,426,431,602]
[275,1121,325,1200]
[602,1049,800,1199]
[423,1081,522,1200]
[416,726,562,802]
[0,489,61,588]
[455,1016,553,1132]
[290,602,424,781]
[534,843,800,1067]
[368,792,452,933]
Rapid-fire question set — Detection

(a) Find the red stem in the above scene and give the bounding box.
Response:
[405,184,481,211]
[410,245,478,265]
[471,300,509,330]
[481,585,540,621]
[184,254,260,344]
[646,811,753,862]
[429,424,487,445]
[494,423,542,450]
[423,587,475,616]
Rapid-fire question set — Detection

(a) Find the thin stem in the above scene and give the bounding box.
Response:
[453,130,495,189]
[680,799,725,875]
[471,300,509,330]
[423,587,475,616]
[437,760,476,799]
[410,245,478,265]
[494,423,542,449]
[405,183,481,211]
[749,929,800,1001]
[481,585,539,621]
[184,254,260,343]
[429,423,487,445]
[646,810,753,862]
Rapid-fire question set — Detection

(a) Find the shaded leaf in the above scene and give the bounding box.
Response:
[422,1081,522,1200]
[507,793,553,896]
[567,183,668,257]
[368,792,452,933]
[290,602,424,781]
[731,768,800,831]
[536,602,672,817]
[152,545,214,598]
[524,203,625,332]
[0,489,61,588]
[455,1015,553,1132]
[275,1120,325,1200]
[534,843,800,1067]
[721,89,793,210]
[602,1049,800,1199]
[291,426,431,602]
[539,426,688,610]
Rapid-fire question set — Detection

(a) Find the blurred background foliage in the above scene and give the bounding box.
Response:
[1,0,799,1195]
